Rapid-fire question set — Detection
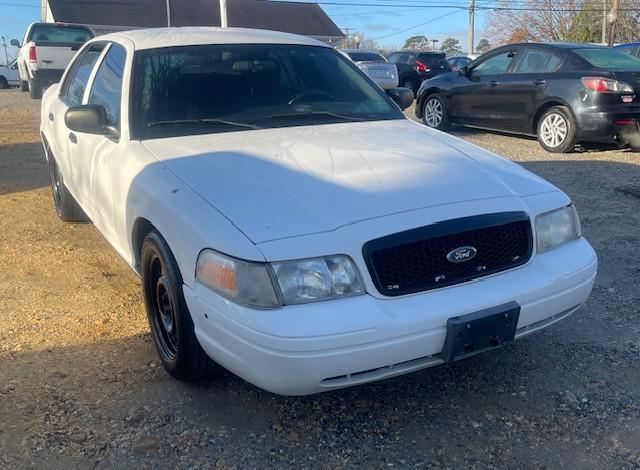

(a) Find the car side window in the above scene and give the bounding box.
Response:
[618,46,639,58]
[513,49,561,73]
[472,51,517,76]
[61,45,103,106]
[88,43,126,129]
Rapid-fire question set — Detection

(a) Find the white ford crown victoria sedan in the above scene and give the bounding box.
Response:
[40,28,597,395]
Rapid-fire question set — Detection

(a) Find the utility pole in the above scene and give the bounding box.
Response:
[166,0,171,27]
[342,27,353,48]
[1,37,8,66]
[601,0,607,44]
[220,0,229,28]
[468,0,475,55]
[608,0,620,47]
[431,38,439,52]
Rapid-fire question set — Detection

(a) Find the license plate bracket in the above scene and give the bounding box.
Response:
[439,301,520,362]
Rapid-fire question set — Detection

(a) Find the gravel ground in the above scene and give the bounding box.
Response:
[1,88,639,469]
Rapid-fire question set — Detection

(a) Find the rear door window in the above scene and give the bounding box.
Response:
[513,48,562,73]
[61,44,104,106]
[616,45,640,58]
[88,44,126,129]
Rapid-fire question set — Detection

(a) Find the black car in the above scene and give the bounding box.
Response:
[415,42,640,152]
[387,51,451,93]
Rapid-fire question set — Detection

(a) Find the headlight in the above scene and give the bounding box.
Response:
[196,250,280,308]
[196,251,365,308]
[535,205,582,253]
[272,255,364,305]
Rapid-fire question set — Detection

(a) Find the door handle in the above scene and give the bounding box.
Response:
[532,79,546,86]
[489,80,500,87]
[48,112,54,121]
[68,132,77,144]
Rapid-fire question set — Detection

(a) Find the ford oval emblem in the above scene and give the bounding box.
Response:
[446,246,478,263]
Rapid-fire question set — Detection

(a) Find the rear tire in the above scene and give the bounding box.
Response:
[141,230,217,381]
[19,80,29,92]
[48,155,89,223]
[28,78,42,99]
[536,106,576,153]
[401,77,415,92]
[422,93,450,131]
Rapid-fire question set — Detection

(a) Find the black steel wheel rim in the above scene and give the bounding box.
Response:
[147,254,178,361]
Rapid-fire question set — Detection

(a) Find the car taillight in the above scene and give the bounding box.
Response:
[415,60,430,73]
[28,45,36,62]
[581,77,634,93]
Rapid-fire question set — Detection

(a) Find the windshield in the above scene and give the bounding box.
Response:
[132,44,404,139]
[347,52,386,62]
[28,24,93,43]
[572,48,640,71]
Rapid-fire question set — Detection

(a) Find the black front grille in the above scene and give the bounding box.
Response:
[363,212,533,296]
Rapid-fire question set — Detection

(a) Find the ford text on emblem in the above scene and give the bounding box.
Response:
[446,246,478,263]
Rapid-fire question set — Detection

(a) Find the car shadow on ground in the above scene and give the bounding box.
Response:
[0,142,48,195]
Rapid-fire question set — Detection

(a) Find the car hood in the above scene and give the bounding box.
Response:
[141,119,557,243]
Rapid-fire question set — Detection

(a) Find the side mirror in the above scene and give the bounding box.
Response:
[458,66,469,76]
[387,87,414,110]
[10,39,20,47]
[65,104,119,139]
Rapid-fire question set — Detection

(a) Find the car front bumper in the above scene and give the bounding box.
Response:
[185,237,597,396]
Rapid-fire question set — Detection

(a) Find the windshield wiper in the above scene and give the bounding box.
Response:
[266,111,365,122]
[148,118,261,130]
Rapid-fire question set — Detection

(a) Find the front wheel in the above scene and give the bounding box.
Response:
[536,106,576,153]
[141,230,217,381]
[422,93,450,131]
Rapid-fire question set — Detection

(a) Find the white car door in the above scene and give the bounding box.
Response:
[48,44,104,203]
[75,42,127,240]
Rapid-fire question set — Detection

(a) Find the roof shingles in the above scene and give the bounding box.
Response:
[47,0,344,38]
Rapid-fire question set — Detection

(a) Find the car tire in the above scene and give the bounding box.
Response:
[19,80,29,92]
[48,155,89,223]
[536,106,576,153]
[141,230,217,381]
[422,93,450,131]
[401,77,415,92]
[0,77,8,89]
[28,78,42,99]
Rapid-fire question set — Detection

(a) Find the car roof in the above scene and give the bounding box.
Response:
[615,42,640,47]
[340,49,382,54]
[95,26,328,51]
[508,42,607,49]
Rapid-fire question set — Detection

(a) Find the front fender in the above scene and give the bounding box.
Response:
[122,151,265,287]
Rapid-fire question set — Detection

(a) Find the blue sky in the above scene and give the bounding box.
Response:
[0,0,486,64]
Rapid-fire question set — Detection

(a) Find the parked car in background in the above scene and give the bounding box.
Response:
[0,59,20,88]
[447,56,472,72]
[416,42,640,152]
[12,22,94,99]
[341,49,398,90]
[387,51,451,93]
[41,27,595,395]
[614,42,640,59]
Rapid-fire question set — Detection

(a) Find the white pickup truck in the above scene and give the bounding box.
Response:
[11,22,93,99]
